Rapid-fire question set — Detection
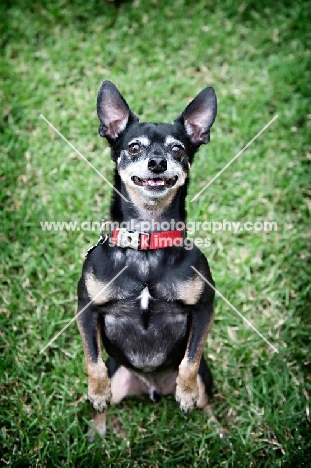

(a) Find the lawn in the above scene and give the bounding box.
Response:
[1,0,310,466]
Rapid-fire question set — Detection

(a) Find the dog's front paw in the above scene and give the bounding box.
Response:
[175,377,199,413]
[88,380,112,412]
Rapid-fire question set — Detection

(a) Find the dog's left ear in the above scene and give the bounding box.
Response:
[97,81,139,141]
[174,87,217,146]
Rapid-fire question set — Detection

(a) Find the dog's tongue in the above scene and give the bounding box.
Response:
[144,178,165,187]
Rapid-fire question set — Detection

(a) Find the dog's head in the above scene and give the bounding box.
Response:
[97,81,217,209]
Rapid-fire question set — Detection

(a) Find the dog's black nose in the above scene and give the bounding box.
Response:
[148,157,167,173]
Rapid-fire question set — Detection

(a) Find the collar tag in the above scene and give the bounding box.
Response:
[116,229,142,250]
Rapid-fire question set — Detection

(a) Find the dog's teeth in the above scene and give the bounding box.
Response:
[132,175,178,188]
[147,179,165,186]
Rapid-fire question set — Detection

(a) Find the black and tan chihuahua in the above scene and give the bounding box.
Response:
[77,81,217,435]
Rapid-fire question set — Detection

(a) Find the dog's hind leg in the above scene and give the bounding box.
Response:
[197,356,228,439]
[197,355,213,408]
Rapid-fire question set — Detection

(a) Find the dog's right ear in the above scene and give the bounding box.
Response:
[97,81,139,141]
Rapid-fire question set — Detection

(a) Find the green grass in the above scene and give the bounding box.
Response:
[1,0,310,466]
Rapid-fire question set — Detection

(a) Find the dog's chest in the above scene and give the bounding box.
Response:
[102,281,189,325]
[85,259,204,308]
[102,283,189,371]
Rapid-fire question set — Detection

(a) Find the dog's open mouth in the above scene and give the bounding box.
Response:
[132,176,178,189]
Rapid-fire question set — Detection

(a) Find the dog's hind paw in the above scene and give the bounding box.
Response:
[88,412,107,442]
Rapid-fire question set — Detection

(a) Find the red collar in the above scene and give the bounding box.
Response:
[110,228,186,250]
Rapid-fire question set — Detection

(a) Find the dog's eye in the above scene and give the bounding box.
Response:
[171,145,184,158]
[128,142,141,155]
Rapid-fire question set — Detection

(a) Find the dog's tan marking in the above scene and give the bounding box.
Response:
[176,308,214,412]
[85,272,111,305]
[87,361,111,412]
[128,136,150,148]
[76,313,111,412]
[176,276,204,305]
[176,361,200,412]
[164,136,185,148]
